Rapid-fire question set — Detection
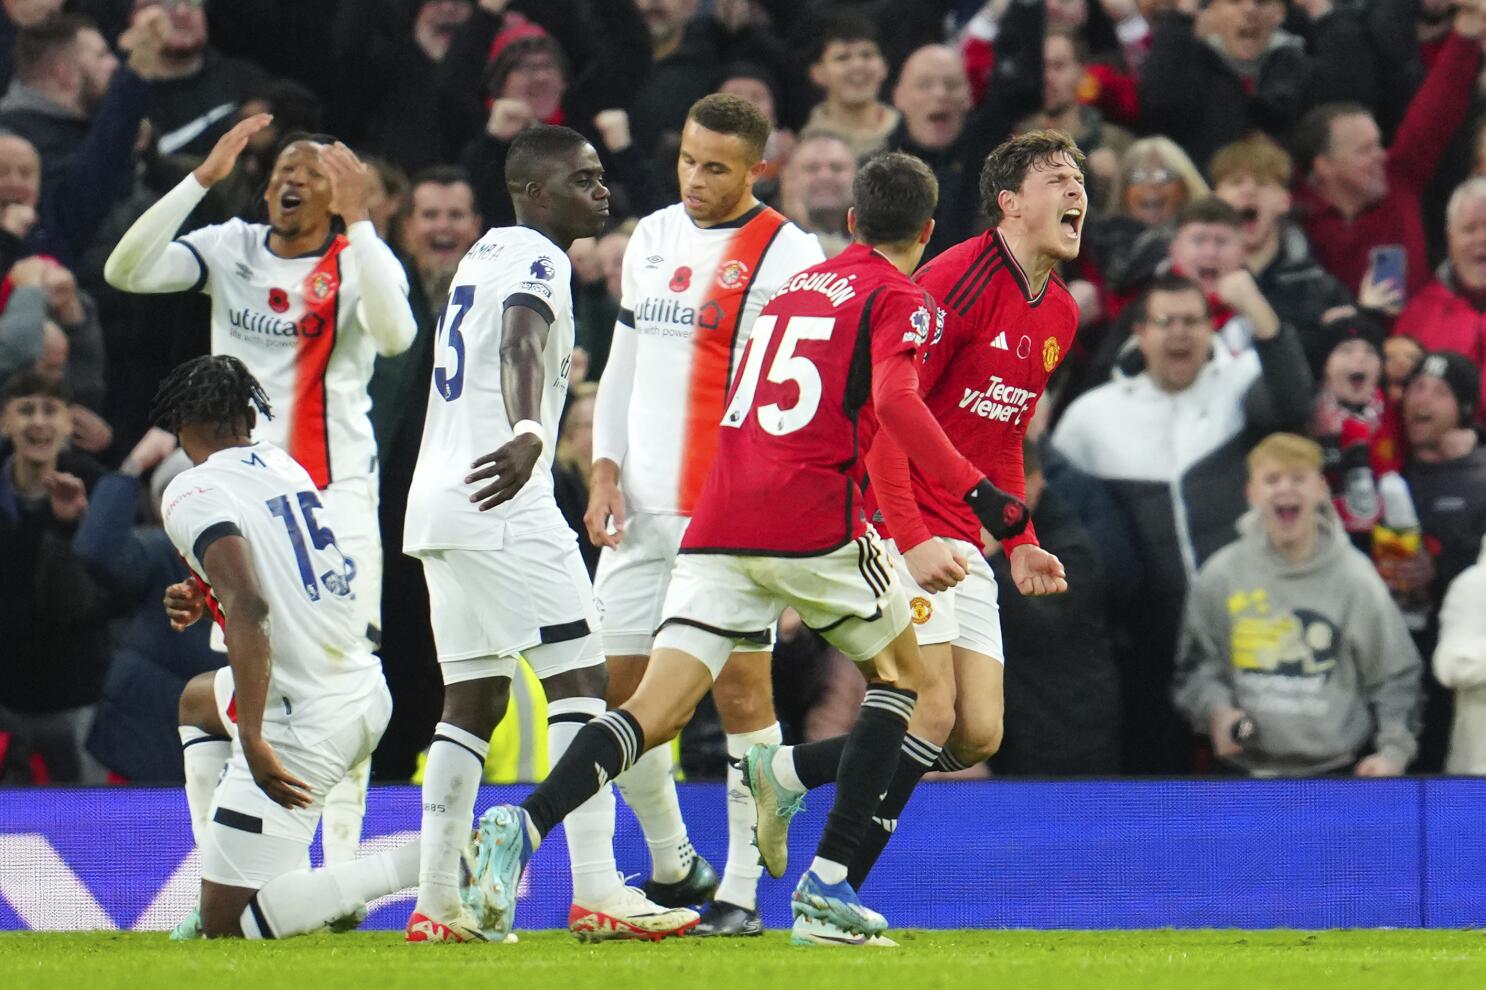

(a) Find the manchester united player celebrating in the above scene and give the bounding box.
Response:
[587,93,823,933]
[744,131,1085,936]
[468,152,1029,944]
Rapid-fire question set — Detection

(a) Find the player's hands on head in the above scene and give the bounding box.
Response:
[467,433,543,511]
[1208,705,1247,760]
[584,458,626,547]
[1009,544,1067,596]
[241,734,313,810]
[1355,753,1403,777]
[321,142,372,225]
[194,113,274,187]
[964,478,1029,541]
[904,539,968,594]
[42,471,87,522]
[163,580,206,631]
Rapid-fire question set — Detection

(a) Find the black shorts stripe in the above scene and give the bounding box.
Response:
[193,521,243,567]
[181,733,230,750]
[812,606,883,634]
[503,291,556,325]
[247,894,276,939]
[856,538,889,597]
[432,733,485,765]
[539,618,591,644]
[213,807,263,834]
[942,246,997,311]
[866,538,892,594]
[548,712,595,725]
[656,616,772,645]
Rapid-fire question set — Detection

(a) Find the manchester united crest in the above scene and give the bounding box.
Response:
[1042,336,1060,372]
[717,259,749,289]
[909,597,933,625]
[307,271,335,302]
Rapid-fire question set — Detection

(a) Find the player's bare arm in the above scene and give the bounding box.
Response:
[467,303,551,511]
[200,534,312,810]
[584,456,626,548]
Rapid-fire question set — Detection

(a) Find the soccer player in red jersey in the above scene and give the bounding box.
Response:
[744,131,1089,917]
[466,152,1030,943]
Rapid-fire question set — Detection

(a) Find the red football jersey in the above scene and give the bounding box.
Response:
[871,228,1079,550]
[682,244,938,555]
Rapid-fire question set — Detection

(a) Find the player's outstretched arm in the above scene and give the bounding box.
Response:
[103,114,274,295]
[467,303,551,511]
[871,349,1030,541]
[200,533,312,810]
[323,141,417,357]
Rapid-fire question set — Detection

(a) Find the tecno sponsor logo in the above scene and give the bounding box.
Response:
[958,375,1037,424]
[228,307,329,340]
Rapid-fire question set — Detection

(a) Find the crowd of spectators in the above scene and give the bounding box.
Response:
[4,0,1486,786]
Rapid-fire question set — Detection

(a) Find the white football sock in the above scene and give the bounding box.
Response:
[241,840,420,939]
[547,697,620,904]
[714,724,782,911]
[773,745,807,793]
[414,722,487,919]
[178,726,229,849]
[320,756,370,865]
[614,744,691,884]
[809,857,849,886]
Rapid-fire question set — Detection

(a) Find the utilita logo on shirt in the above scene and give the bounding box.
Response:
[959,375,1037,424]
[229,307,328,340]
[633,296,723,336]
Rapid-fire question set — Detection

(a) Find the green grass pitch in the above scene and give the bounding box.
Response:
[4,930,1486,989]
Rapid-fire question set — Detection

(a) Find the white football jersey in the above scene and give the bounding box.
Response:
[403,225,574,553]
[601,203,823,515]
[176,220,407,488]
[161,442,384,739]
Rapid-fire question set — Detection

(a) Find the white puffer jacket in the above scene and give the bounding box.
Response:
[1434,536,1486,774]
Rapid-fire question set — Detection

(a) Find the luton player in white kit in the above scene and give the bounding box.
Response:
[153,355,419,939]
[403,125,696,943]
[587,93,824,933]
[106,114,417,885]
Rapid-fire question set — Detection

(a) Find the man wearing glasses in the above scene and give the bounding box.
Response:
[1051,271,1313,774]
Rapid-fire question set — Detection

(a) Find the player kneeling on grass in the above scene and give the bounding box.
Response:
[741,131,1085,942]
[153,355,418,939]
[466,150,1030,946]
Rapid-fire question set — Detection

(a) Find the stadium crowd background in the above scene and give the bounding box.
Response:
[3,0,1486,787]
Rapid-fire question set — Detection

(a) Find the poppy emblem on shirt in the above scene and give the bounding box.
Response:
[1043,336,1061,372]
[268,287,289,313]
[910,597,933,625]
[308,271,335,301]
[530,257,556,281]
[717,259,749,289]
[670,266,692,292]
[1017,335,1032,359]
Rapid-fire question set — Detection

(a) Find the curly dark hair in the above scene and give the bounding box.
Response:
[150,355,272,438]
[979,130,1087,226]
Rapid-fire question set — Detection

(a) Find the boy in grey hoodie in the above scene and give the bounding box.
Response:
[1173,433,1423,776]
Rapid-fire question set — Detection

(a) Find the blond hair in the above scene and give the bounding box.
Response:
[1112,137,1210,217]
[1246,432,1323,477]
[1210,136,1293,189]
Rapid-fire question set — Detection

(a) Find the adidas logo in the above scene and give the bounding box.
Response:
[595,762,610,788]
[990,331,1009,350]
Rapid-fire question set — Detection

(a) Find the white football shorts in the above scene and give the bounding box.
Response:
[593,510,773,657]
[886,537,1004,663]
[201,681,392,889]
[653,529,910,678]
[417,525,603,684]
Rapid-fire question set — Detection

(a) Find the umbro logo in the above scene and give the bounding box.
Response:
[990,331,1009,350]
[234,262,253,280]
[645,254,664,269]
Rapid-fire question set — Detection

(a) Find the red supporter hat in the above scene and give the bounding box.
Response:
[488,12,549,64]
